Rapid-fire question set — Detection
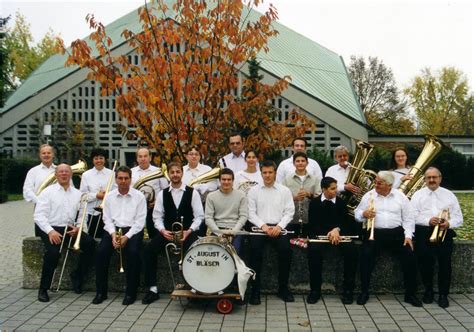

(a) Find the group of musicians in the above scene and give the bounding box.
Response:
[24,134,463,309]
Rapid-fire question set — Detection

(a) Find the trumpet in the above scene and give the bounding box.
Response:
[367,193,375,241]
[116,228,125,273]
[309,235,359,243]
[429,209,449,243]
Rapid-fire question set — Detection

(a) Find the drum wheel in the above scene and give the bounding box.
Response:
[216,298,233,314]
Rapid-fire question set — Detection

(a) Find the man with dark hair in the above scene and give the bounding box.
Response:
[93,165,146,305]
[142,161,204,304]
[247,160,295,304]
[219,133,247,173]
[205,168,248,253]
[131,147,168,238]
[306,176,357,304]
[276,137,322,184]
[411,167,463,308]
[80,148,115,238]
[35,164,95,302]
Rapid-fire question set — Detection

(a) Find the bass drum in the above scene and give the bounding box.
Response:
[182,236,236,294]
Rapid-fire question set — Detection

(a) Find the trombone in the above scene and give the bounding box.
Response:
[366,193,375,241]
[116,228,125,273]
[92,160,118,238]
[51,193,88,291]
[165,217,184,288]
[429,209,449,243]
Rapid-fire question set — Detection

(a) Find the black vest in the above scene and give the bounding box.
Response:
[163,186,195,230]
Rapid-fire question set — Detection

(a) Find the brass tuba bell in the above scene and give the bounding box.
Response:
[188,165,222,187]
[36,159,88,195]
[132,163,168,203]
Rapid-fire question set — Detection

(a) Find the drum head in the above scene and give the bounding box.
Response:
[182,239,235,294]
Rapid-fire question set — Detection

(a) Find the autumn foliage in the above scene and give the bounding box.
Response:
[57,0,313,164]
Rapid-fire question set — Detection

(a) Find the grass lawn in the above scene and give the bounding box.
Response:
[7,194,24,201]
[456,193,473,240]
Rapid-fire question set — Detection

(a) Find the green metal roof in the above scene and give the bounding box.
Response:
[1,3,364,124]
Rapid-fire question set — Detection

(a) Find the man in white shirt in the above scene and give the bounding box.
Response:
[23,144,56,235]
[93,166,146,306]
[35,164,95,302]
[411,167,463,308]
[325,145,361,196]
[276,137,322,184]
[142,161,204,304]
[131,147,168,238]
[219,133,247,174]
[354,171,421,307]
[79,148,115,238]
[247,160,295,305]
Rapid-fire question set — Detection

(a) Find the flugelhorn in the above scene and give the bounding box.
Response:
[367,193,375,241]
[429,209,449,243]
[72,193,89,251]
[117,228,125,273]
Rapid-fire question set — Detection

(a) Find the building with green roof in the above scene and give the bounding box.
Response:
[0,3,368,163]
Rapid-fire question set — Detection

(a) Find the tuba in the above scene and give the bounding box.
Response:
[36,160,88,195]
[398,135,444,199]
[341,141,377,215]
[132,163,168,203]
[188,166,221,187]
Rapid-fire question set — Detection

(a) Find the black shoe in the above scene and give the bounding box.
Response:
[422,289,434,304]
[404,294,423,307]
[341,291,354,305]
[142,291,160,304]
[122,294,136,305]
[235,298,247,305]
[438,295,449,308]
[277,288,295,303]
[357,292,369,305]
[92,293,108,304]
[38,289,49,302]
[70,272,82,294]
[249,291,261,305]
[306,291,320,304]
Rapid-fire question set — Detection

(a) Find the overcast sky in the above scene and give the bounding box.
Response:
[2,0,473,91]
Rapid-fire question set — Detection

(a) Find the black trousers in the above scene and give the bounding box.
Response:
[95,228,143,297]
[249,234,292,292]
[308,241,357,293]
[38,226,95,290]
[87,214,104,239]
[415,225,454,295]
[146,208,157,239]
[359,227,417,295]
[143,231,198,287]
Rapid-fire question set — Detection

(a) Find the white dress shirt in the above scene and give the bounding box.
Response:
[34,183,82,234]
[131,165,168,198]
[23,163,56,203]
[79,167,115,215]
[248,182,295,229]
[392,167,410,189]
[410,186,463,228]
[321,193,336,204]
[276,156,323,184]
[182,163,218,195]
[103,188,146,239]
[219,152,247,174]
[152,183,204,232]
[325,164,350,193]
[354,188,415,239]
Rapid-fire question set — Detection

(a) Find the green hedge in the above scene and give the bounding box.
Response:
[0,157,38,202]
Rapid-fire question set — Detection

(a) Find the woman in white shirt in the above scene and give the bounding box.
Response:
[182,145,218,196]
[234,150,263,194]
[390,148,413,189]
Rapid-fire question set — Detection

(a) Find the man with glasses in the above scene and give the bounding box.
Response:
[219,133,247,174]
[411,167,463,308]
[354,171,421,307]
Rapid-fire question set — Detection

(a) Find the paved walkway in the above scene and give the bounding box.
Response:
[1,200,474,331]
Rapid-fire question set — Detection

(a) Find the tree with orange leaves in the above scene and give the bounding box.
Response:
[58,0,313,164]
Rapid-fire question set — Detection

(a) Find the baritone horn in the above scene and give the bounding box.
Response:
[188,166,221,187]
[429,209,449,243]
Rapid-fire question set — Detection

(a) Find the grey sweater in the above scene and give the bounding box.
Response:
[205,189,248,232]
